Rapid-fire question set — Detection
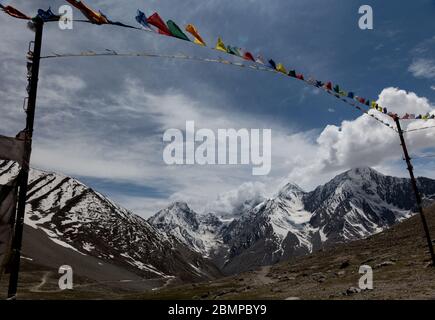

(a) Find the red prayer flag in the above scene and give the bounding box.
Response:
[324,82,332,90]
[1,5,30,20]
[243,51,255,62]
[147,12,171,36]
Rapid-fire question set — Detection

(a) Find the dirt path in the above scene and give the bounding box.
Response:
[253,265,274,285]
[30,271,56,293]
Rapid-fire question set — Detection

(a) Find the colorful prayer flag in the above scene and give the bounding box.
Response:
[243,51,255,62]
[135,10,151,29]
[215,37,227,52]
[255,55,265,65]
[66,0,108,24]
[0,4,30,20]
[147,12,171,36]
[268,59,277,70]
[185,24,206,46]
[276,63,287,74]
[227,46,241,56]
[167,20,190,41]
[37,7,61,21]
[288,70,297,77]
[325,82,332,90]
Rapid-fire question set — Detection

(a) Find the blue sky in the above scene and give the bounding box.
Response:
[0,0,434,217]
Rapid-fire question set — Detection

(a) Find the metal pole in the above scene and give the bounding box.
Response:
[7,18,44,299]
[394,116,435,266]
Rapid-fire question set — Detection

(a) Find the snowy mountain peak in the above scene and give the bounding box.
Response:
[345,167,383,180]
[277,182,305,199]
[148,204,227,257]
[168,201,191,211]
[149,201,199,231]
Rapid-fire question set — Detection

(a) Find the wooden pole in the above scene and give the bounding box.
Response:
[7,18,44,299]
[394,116,435,266]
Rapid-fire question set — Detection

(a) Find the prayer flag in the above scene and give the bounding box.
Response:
[167,20,190,41]
[65,0,109,24]
[185,24,206,46]
[147,12,171,35]
[215,37,227,52]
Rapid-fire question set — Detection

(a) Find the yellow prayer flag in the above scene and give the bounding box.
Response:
[215,37,227,52]
[276,63,287,74]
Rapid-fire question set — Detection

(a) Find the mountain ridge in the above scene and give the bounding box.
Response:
[0,160,222,285]
[149,167,435,274]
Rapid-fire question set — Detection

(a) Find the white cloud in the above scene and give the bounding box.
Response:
[204,181,268,215]
[285,87,435,189]
[409,59,435,79]
[377,87,433,115]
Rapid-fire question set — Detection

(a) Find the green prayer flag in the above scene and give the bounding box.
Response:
[167,20,190,41]
[227,46,242,56]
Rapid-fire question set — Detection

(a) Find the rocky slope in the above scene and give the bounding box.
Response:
[139,203,435,300]
[0,160,221,285]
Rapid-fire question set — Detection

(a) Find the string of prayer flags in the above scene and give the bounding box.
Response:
[215,37,228,52]
[167,20,190,41]
[147,12,171,36]
[185,24,206,46]
[0,3,30,20]
[65,0,108,25]
[1,2,426,122]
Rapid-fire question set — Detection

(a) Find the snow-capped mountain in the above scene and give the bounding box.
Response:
[148,202,228,257]
[149,167,435,274]
[0,161,221,283]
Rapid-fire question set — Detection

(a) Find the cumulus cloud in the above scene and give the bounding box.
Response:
[204,181,268,215]
[285,87,435,189]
